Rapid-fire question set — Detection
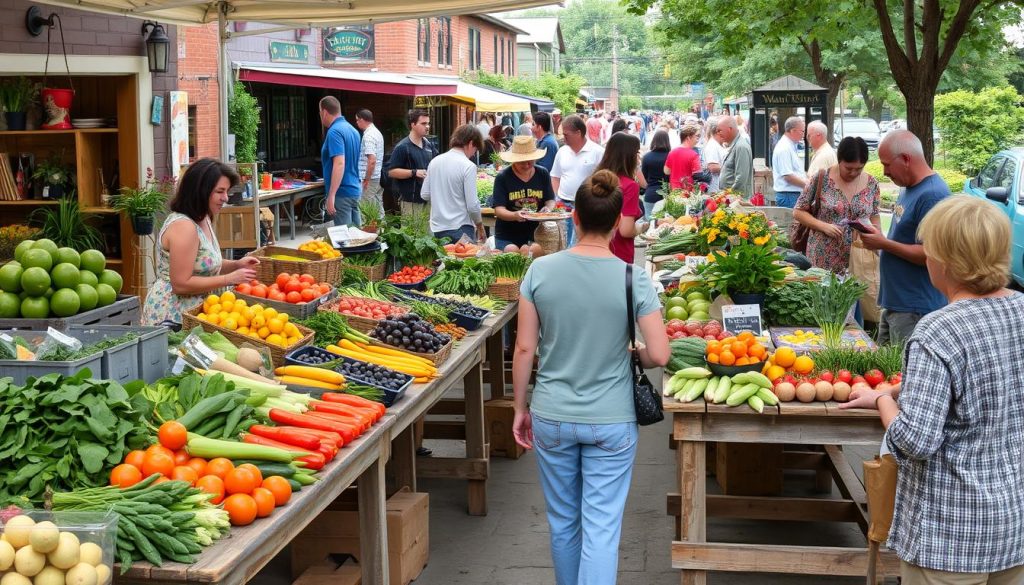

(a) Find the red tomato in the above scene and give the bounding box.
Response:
[300,289,316,302]
[285,291,302,303]
[284,279,304,293]
[251,285,268,298]
[275,273,290,288]
[299,274,316,285]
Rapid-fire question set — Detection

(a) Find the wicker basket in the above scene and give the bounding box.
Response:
[488,278,522,302]
[181,303,315,367]
[318,296,409,333]
[234,287,337,319]
[367,335,454,366]
[341,261,386,282]
[251,246,343,284]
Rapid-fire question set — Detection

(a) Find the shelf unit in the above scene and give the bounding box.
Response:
[0,75,141,295]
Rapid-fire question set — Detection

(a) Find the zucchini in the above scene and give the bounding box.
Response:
[229,460,297,478]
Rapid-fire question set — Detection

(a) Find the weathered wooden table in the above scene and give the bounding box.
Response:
[664,389,900,584]
[115,417,394,585]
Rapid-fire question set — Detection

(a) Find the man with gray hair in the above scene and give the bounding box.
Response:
[771,116,807,207]
[860,129,950,343]
[807,120,837,176]
[718,115,753,198]
[702,116,727,191]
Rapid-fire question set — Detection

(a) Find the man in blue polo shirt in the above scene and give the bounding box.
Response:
[860,130,950,344]
[319,96,362,227]
[532,111,559,171]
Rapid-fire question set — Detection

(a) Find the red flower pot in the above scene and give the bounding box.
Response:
[41,88,74,130]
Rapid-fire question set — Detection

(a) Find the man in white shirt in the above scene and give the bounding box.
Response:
[355,109,384,219]
[421,124,486,243]
[807,120,838,176]
[550,114,604,246]
[771,116,807,208]
[702,116,728,192]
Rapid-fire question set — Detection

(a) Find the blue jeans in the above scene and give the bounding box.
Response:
[434,225,476,243]
[559,198,576,246]
[774,192,799,208]
[532,413,638,585]
[642,200,658,220]
[332,195,361,227]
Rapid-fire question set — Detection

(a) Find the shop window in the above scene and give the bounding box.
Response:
[500,37,505,74]
[418,19,431,64]
[493,35,498,73]
[437,17,452,67]
[187,105,197,161]
[269,91,308,162]
[469,28,481,70]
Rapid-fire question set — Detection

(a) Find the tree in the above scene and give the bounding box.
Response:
[228,83,259,164]
[469,70,586,114]
[934,85,1024,174]
[870,0,1021,162]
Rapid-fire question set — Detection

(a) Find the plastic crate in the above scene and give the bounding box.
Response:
[67,324,169,383]
[400,290,490,331]
[63,326,139,385]
[284,346,411,407]
[0,295,140,331]
[0,329,104,384]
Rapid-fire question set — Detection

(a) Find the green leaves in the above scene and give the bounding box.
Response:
[935,85,1024,175]
[765,281,818,327]
[228,82,259,164]
[698,242,785,296]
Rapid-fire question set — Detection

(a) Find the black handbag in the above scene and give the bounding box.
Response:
[626,264,664,426]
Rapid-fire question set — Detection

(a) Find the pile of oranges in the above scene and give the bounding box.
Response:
[236,273,332,304]
[196,291,304,347]
[298,239,342,259]
[705,331,768,366]
[108,422,292,526]
[762,346,815,382]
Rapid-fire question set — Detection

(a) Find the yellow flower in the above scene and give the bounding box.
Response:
[706,228,720,243]
[754,234,771,246]
[706,253,716,262]
[728,221,737,230]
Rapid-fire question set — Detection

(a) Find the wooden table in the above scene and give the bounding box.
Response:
[257,183,324,242]
[115,417,395,585]
[664,390,900,584]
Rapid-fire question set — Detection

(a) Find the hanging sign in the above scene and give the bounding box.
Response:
[269,41,309,64]
[753,91,824,108]
[322,27,375,62]
[722,304,763,336]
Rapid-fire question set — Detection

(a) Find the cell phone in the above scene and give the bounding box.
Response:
[848,221,872,233]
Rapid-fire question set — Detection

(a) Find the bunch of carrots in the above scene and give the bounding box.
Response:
[249,393,386,460]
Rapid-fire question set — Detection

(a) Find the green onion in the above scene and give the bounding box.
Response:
[808,274,867,349]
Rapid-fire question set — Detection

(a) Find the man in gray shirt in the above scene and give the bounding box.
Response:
[718,115,753,198]
[355,109,384,218]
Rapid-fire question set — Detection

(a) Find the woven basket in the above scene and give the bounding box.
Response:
[181,303,315,367]
[318,296,409,334]
[367,335,454,366]
[488,278,522,302]
[251,246,342,284]
[534,221,566,255]
[234,288,337,319]
[341,261,386,282]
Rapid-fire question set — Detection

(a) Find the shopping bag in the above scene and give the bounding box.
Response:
[863,454,898,543]
[850,240,881,323]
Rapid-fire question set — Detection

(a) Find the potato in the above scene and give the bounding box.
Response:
[33,566,65,585]
[4,515,36,549]
[1,572,32,585]
[14,545,46,577]
[0,539,15,570]
[92,565,110,585]
[64,563,97,585]
[28,522,60,554]
[47,533,80,570]
[77,544,102,568]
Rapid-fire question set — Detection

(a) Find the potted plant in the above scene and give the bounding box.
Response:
[0,77,35,131]
[110,169,171,236]
[31,153,72,199]
[30,197,103,251]
[358,198,382,233]
[698,241,786,310]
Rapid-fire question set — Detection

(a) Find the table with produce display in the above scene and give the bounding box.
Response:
[257,182,324,242]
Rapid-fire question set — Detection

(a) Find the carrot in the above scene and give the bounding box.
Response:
[308,405,374,429]
[284,427,345,445]
[268,409,357,443]
[248,425,324,450]
[274,365,346,386]
[320,393,386,417]
[241,434,326,469]
[306,408,372,430]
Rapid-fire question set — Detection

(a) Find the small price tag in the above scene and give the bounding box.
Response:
[171,356,188,374]
[684,256,708,270]
[721,304,764,336]
[47,327,80,349]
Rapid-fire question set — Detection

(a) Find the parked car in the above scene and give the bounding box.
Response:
[833,117,882,149]
[964,148,1024,285]
[880,119,905,134]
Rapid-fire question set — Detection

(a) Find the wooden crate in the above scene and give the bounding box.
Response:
[293,559,360,585]
[291,490,428,585]
[486,399,524,459]
[715,443,783,496]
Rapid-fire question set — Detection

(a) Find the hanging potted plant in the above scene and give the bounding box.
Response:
[110,170,171,236]
[31,153,72,199]
[0,77,35,131]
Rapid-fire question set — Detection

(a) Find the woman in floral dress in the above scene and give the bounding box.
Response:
[793,137,880,274]
[142,159,260,326]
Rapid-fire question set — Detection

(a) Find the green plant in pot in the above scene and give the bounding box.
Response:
[31,152,73,199]
[358,198,382,232]
[30,196,103,251]
[0,77,36,131]
[110,169,171,236]
[698,241,786,310]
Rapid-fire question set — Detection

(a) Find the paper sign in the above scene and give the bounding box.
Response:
[171,356,187,375]
[685,256,708,270]
[721,304,764,336]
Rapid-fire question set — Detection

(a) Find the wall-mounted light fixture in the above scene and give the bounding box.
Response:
[141,21,170,73]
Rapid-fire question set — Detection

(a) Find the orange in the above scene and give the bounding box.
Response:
[220,291,236,303]
[719,351,736,366]
[721,336,737,345]
[737,331,754,342]
[705,341,721,355]
[766,365,786,382]
[195,475,225,504]
[205,457,235,479]
[748,343,766,360]
[124,450,146,470]
[158,421,188,450]
[110,464,143,488]
[261,476,292,506]
[773,347,796,368]
[146,443,174,459]
[793,355,815,375]
[141,451,175,478]
[224,467,259,495]
[173,449,190,466]
[252,488,276,518]
[223,494,258,526]
[730,341,747,358]
[186,457,208,477]
[237,463,263,486]
[267,318,284,334]
[706,353,720,364]
[171,466,199,486]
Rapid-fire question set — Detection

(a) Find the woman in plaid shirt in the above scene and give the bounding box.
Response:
[842,195,1024,584]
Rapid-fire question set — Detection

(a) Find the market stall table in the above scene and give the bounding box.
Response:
[258,182,324,242]
[664,389,900,584]
[114,416,395,585]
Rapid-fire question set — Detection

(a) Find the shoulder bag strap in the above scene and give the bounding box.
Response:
[626,264,641,371]
[810,169,826,215]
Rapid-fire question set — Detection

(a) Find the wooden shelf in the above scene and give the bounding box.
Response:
[0,128,118,136]
[0,199,58,205]
[81,206,118,214]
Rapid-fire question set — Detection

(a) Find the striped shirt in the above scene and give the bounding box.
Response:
[886,293,1024,572]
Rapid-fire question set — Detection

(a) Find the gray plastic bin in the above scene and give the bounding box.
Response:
[68,325,169,384]
[64,326,139,385]
[0,330,104,384]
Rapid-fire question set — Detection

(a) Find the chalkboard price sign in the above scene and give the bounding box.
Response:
[721,304,764,336]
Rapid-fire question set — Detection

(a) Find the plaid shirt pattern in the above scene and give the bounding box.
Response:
[886,294,1024,572]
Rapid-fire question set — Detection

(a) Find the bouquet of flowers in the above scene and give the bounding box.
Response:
[697,208,777,251]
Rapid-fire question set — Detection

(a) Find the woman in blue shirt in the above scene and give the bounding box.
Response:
[511,169,670,585]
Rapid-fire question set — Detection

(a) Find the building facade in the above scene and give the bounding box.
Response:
[503,17,563,79]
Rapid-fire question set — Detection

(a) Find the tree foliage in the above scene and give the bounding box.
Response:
[228,83,260,164]
[934,85,1024,175]
[469,70,586,114]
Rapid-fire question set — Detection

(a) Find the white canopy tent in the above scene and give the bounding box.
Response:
[35,0,561,155]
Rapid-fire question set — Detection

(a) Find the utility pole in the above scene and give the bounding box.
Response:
[611,24,619,113]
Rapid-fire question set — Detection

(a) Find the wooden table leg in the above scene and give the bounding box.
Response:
[464,361,488,516]
[386,425,416,496]
[358,454,389,585]
[680,439,707,585]
[486,331,506,400]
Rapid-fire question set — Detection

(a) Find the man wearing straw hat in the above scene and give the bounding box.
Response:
[492,135,557,257]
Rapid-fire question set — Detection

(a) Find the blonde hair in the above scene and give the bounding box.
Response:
[917,195,1010,294]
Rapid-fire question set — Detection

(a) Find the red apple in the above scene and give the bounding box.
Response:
[851,375,867,386]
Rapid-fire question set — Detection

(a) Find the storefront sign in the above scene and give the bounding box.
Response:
[722,304,763,336]
[322,26,374,62]
[753,91,824,108]
[269,41,309,64]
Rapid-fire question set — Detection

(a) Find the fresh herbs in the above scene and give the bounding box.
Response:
[37,332,139,362]
[764,281,818,327]
[409,300,451,325]
[296,310,355,348]
[810,344,904,377]
[343,251,387,267]
[490,253,530,280]
[427,258,495,295]
[380,214,446,266]
[0,371,152,505]
[808,274,868,348]
[647,230,699,256]
[698,242,786,296]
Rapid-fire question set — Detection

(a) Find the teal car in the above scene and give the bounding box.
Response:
[964,148,1024,285]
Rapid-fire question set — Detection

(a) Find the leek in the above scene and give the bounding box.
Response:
[808,274,868,349]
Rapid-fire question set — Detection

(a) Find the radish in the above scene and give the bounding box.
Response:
[864,369,885,388]
[837,369,853,384]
